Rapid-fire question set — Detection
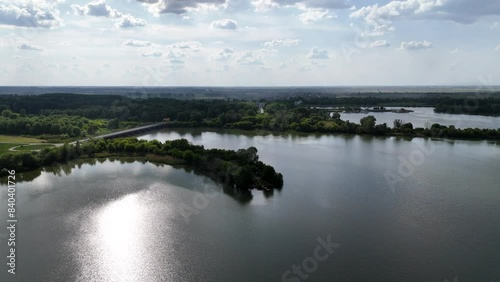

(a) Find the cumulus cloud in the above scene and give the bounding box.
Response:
[124,40,152,47]
[137,0,227,15]
[251,0,349,26]
[72,0,122,18]
[0,1,62,28]
[264,39,300,48]
[299,7,335,24]
[17,43,44,51]
[165,52,186,64]
[211,48,234,61]
[251,0,278,11]
[351,0,500,36]
[73,1,146,28]
[141,51,163,57]
[210,19,238,30]
[401,40,433,51]
[370,40,391,48]
[170,41,202,51]
[252,0,350,11]
[306,47,329,59]
[115,15,147,28]
[237,52,263,65]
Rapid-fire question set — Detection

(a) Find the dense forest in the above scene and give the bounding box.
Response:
[0,94,499,141]
[0,138,284,191]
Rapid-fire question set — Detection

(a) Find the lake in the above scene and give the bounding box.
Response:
[1,129,499,281]
[338,107,500,129]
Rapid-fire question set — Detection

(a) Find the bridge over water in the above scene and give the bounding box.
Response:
[71,122,167,145]
[96,122,167,140]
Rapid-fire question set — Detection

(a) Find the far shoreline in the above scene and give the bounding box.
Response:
[137,125,500,142]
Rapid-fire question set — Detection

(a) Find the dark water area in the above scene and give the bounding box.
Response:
[1,130,499,281]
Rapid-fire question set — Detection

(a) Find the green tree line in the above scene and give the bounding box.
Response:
[0,138,284,190]
[1,94,498,140]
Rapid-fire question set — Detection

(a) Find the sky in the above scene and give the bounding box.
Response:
[0,0,500,86]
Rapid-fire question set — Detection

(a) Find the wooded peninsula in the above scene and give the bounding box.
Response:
[0,94,498,141]
[0,93,498,188]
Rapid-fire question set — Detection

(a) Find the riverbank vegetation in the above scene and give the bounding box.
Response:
[0,138,284,191]
[0,94,498,142]
[291,96,500,116]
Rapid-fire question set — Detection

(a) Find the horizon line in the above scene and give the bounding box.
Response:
[1,85,500,88]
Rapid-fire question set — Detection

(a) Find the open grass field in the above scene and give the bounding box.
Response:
[0,143,56,155]
[15,144,55,151]
[0,135,50,155]
[0,143,17,155]
[0,135,44,143]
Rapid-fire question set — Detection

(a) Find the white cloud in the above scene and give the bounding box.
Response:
[115,15,147,28]
[306,47,329,59]
[72,0,122,18]
[170,41,202,51]
[210,19,238,30]
[401,40,433,51]
[137,0,227,15]
[72,0,146,28]
[252,0,350,11]
[369,40,391,48]
[141,51,163,57]
[251,0,350,26]
[351,0,500,36]
[1,0,497,86]
[0,1,62,28]
[123,40,152,47]
[237,51,263,65]
[17,43,44,51]
[211,48,234,61]
[299,7,335,24]
[165,52,186,64]
[264,39,300,48]
[251,0,279,12]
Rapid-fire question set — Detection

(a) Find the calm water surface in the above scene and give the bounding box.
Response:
[1,129,499,281]
[339,107,500,129]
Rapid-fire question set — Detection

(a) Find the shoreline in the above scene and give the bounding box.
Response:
[0,139,284,191]
[143,126,500,142]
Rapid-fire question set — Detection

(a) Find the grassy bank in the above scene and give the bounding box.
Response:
[0,135,44,143]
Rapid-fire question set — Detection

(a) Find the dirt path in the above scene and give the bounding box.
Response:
[8,143,62,152]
